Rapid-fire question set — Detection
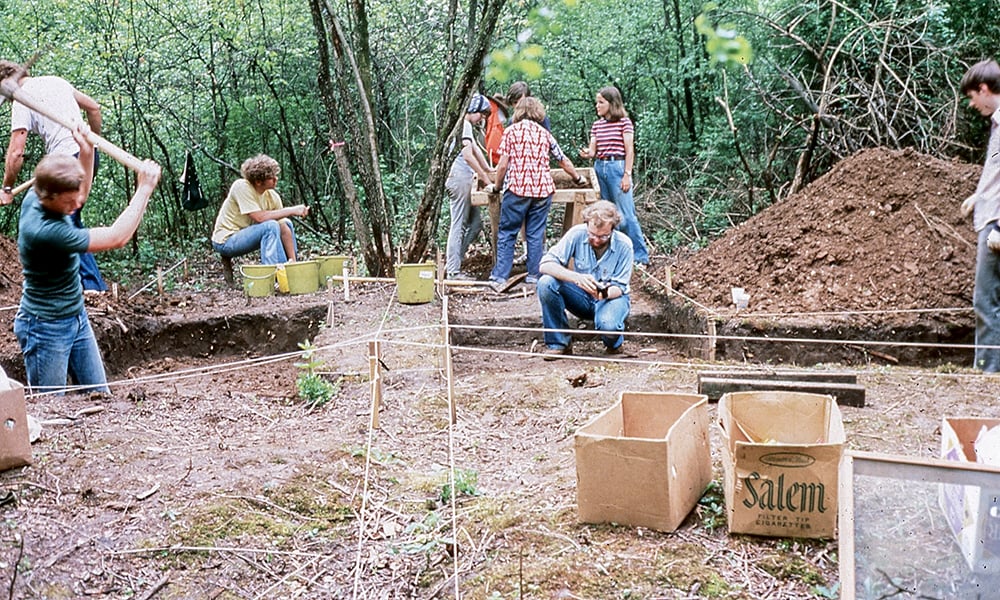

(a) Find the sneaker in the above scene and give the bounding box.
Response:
[488,278,506,293]
[525,275,538,285]
[542,345,572,361]
[448,272,475,281]
[634,263,648,272]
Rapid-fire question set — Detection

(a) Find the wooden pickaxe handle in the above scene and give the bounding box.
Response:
[11,178,33,196]
[0,77,146,173]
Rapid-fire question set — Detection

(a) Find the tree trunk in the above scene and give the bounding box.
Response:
[402,0,506,263]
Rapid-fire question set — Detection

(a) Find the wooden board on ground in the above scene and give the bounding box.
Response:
[697,369,858,384]
[698,376,866,407]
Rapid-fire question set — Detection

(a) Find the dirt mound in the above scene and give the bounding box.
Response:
[672,147,981,316]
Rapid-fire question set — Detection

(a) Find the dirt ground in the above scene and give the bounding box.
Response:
[0,146,996,599]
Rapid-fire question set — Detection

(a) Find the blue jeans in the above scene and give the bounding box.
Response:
[73,150,107,291]
[212,220,296,265]
[14,308,109,394]
[537,274,630,350]
[594,159,649,264]
[445,171,482,276]
[490,191,551,282]
[974,227,1000,372]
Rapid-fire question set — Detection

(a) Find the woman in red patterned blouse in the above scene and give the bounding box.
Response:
[487,97,586,290]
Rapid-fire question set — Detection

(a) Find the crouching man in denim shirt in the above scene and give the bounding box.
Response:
[537,200,633,359]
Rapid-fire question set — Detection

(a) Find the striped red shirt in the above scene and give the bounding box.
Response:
[590,117,634,158]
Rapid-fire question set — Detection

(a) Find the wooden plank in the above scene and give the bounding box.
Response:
[697,369,857,385]
[698,377,866,407]
[471,167,600,206]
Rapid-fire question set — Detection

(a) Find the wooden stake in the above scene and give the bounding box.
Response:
[156,268,164,295]
[707,319,717,362]
[443,296,456,424]
[368,341,381,430]
[436,249,446,297]
[326,277,335,326]
[342,267,351,302]
[665,266,672,295]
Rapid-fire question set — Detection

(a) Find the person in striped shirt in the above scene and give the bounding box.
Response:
[579,86,650,266]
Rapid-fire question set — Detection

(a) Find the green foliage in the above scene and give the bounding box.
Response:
[390,511,453,557]
[485,0,579,83]
[696,3,753,66]
[294,339,337,408]
[439,467,479,503]
[697,480,726,531]
[0,0,995,266]
[811,581,840,598]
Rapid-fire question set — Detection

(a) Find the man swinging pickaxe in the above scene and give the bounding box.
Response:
[0,60,151,292]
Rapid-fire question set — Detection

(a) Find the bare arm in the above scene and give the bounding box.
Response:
[558,156,583,182]
[88,160,161,252]
[493,154,509,189]
[0,129,28,205]
[621,131,635,192]
[461,139,492,183]
[73,89,101,135]
[74,125,94,202]
[246,204,309,223]
[579,135,596,159]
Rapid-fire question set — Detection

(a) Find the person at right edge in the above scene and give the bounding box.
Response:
[579,86,650,267]
[961,60,1000,373]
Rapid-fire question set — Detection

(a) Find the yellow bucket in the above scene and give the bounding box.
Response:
[285,260,320,295]
[317,255,350,287]
[396,263,436,304]
[241,264,276,297]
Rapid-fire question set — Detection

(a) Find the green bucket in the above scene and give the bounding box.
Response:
[317,255,350,287]
[396,262,436,304]
[241,264,276,297]
[285,260,320,295]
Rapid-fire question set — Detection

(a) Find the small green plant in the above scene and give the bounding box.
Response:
[812,581,840,598]
[697,480,727,531]
[440,468,479,503]
[295,339,337,408]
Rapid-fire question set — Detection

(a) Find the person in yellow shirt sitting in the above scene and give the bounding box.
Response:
[211,154,309,265]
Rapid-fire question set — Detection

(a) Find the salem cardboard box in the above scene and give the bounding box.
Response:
[718,391,844,539]
[0,380,31,471]
[939,417,1000,574]
[574,391,711,532]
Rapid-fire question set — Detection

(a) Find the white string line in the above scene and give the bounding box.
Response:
[127,257,189,300]
[732,306,973,318]
[23,336,373,399]
[442,296,461,600]
[351,279,401,599]
[446,323,990,352]
[361,338,995,383]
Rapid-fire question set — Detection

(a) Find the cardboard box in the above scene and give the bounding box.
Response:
[0,381,31,471]
[574,392,711,532]
[718,391,845,538]
[939,417,1000,573]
